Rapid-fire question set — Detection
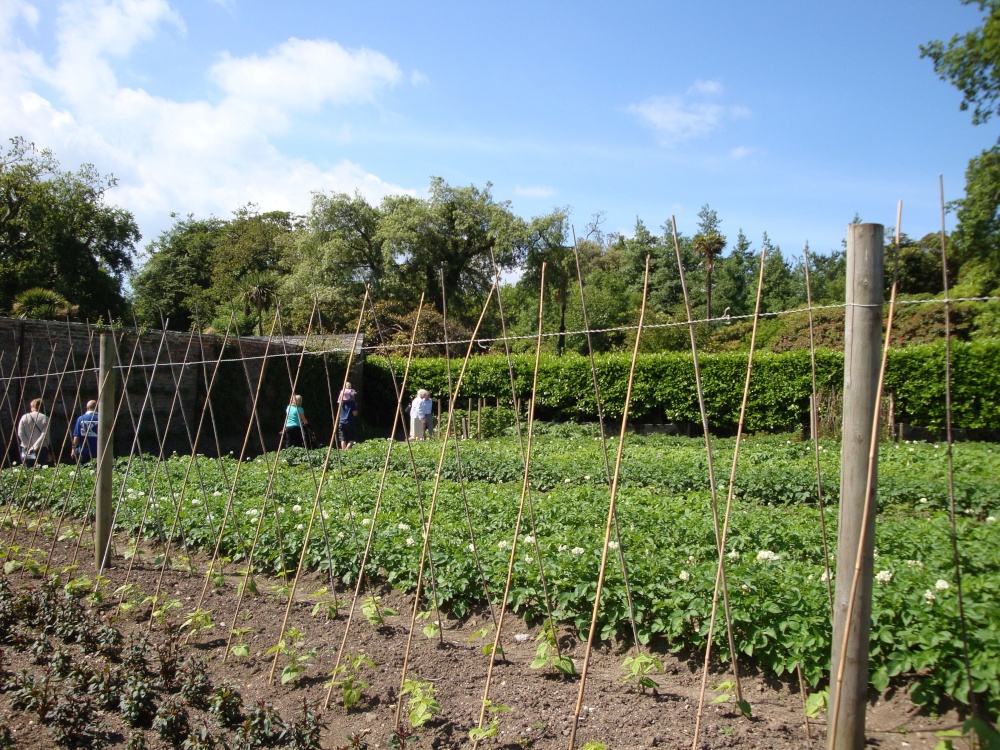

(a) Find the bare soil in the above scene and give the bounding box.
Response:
[0,528,963,749]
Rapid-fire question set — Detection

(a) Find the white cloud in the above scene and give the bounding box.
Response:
[411,70,429,86]
[514,184,556,199]
[729,146,754,159]
[689,79,722,95]
[209,38,401,111]
[0,0,411,245]
[628,81,748,147]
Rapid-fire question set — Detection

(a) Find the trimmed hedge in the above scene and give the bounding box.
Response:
[362,341,1000,433]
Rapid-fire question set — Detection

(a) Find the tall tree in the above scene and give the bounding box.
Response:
[378,178,528,326]
[521,208,575,355]
[0,137,139,319]
[714,229,754,317]
[131,215,225,330]
[692,205,727,320]
[922,1,1000,279]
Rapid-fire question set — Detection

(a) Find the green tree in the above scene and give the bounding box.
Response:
[520,208,575,355]
[922,1,1000,279]
[280,191,382,332]
[0,137,139,319]
[692,204,727,320]
[714,229,754,317]
[131,215,225,330]
[378,177,528,326]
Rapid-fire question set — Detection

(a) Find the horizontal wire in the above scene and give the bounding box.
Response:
[2,295,998,381]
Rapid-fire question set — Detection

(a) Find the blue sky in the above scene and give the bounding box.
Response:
[0,0,991,265]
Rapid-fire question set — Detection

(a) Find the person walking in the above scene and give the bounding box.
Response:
[409,389,431,440]
[72,400,99,463]
[338,390,358,449]
[284,394,309,448]
[18,398,51,467]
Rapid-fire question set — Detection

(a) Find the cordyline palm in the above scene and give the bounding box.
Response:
[693,230,726,321]
[239,272,278,336]
[11,287,78,320]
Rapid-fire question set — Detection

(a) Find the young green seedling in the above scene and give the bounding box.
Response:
[228,628,255,659]
[530,621,575,676]
[468,700,510,742]
[619,653,663,693]
[265,627,317,685]
[400,678,440,728]
[709,679,752,718]
[327,653,376,709]
[361,596,397,627]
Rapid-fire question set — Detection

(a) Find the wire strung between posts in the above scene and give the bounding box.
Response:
[267,292,370,685]
[827,236,901,750]
[691,243,770,750]
[668,216,743,700]
[438,269,500,628]
[394,281,498,733]
[14,294,994,382]
[938,177,977,716]
[566,255,651,750]
[472,265,554,747]
[324,294,427,710]
[571,226,642,653]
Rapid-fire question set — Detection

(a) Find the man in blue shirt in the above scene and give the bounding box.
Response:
[72,400,99,462]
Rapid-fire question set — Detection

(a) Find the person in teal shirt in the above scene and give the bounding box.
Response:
[284,394,309,448]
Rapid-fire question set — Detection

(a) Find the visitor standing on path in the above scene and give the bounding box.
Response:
[72,400,99,463]
[338,390,358,449]
[409,389,431,440]
[284,394,309,448]
[18,398,51,467]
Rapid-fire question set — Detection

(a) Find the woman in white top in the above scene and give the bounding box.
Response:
[18,398,51,467]
[409,389,430,440]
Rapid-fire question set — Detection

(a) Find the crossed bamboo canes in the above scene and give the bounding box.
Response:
[668,217,743,696]
[566,255,651,750]
[265,292,370,683]
[324,294,427,709]
[691,238,769,750]
[570,226,641,652]
[472,265,558,746]
[393,281,498,731]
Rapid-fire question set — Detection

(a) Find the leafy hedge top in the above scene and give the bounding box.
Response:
[363,341,1000,432]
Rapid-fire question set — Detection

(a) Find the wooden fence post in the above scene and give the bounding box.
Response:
[830,223,884,750]
[95,332,116,569]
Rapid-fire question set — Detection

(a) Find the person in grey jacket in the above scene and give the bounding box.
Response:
[18,398,51,467]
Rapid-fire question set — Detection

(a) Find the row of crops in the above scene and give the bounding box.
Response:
[3,430,999,716]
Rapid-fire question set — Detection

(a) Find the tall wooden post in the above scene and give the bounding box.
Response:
[830,223,883,750]
[95,332,116,569]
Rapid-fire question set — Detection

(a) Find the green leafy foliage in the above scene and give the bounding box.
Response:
[530,621,576,676]
[400,678,440,728]
[327,653,376,710]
